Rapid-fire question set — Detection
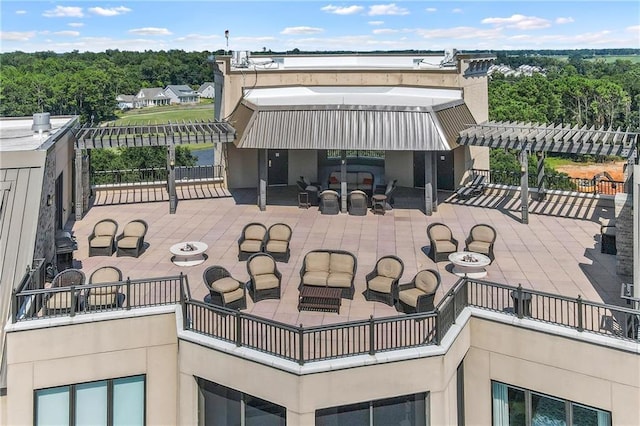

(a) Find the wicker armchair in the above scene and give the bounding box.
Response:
[246,253,282,302]
[319,190,340,215]
[44,269,86,315]
[396,269,441,313]
[264,223,292,262]
[88,219,118,256]
[464,224,497,262]
[348,190,368,216]
[426,223,458,262]
[364,255,404,306]
[116,219,148,257]
[238,222,267,261]
[203,266,247,310]
[86,266,124,309]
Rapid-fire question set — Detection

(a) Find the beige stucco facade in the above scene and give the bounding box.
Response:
[4,307,638,425]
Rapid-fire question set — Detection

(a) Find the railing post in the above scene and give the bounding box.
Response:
[235,311,242,347]
[516,284,524,319]
[180,273,188,330]
[593,178,597,195]
[577,295,584,332]
[435,311,441,345]
[298,324,305,366]
[11,289,18,323]
[70,286,76,317]
[126,277,131,310]
[369,315,375,356]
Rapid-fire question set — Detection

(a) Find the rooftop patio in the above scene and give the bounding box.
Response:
[66,187,626,328]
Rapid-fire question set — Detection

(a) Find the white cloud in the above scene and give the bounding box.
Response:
[482,14,551,30]
[555,17,574,24]
[1,31,36,41]
[416,26,503,41]
[68,23,84,28]
[129,27,172,36]
[452,8,463,14]
[321,5,364,15]
[368,4,409,16]
[43,6,84,18]
[425,8,437,13]
[373,28,399,35]
[174,34,220,42]
[54,31,80,37]
[88,6,132,17]
[281,26,324,35]
[368,21,384,26]
[16,10,27,15]
[626,25,640,33]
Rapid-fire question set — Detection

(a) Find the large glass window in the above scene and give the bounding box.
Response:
[35,375,145,426]
[316,393,427,426]
[197,377,286,426]
[492,381,611,426]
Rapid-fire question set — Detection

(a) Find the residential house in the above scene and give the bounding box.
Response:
[133,87,170,108]
[198,82,215,99]
[115,94,134,110]
[164,84,200,105]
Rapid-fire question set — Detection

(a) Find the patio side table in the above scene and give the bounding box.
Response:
[372,194,387,215]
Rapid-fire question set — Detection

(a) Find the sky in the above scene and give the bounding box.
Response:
[0,1,639,53]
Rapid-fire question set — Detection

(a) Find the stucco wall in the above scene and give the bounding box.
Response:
[5,312,179,425]
[227,144,258,188]
[384,151,414,187]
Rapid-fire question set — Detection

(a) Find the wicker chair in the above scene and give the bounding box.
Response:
[88,219,118,256]
[246,253,282,302]
[203,266,247,310]
[44,269,86,315]
[85,266,124,310]
[426,223,458,262]
[319,190,340,215]
[238,222,267,261]
[464,224,497,262]
[348,190,368,216]
[396,269,441,313]
[364,255,404,306]
[116,219,148,258]
[264,223,292,262]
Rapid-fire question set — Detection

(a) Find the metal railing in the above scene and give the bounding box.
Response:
[91,165,223,187]
[471,169,624,195]
[12,273,187,323]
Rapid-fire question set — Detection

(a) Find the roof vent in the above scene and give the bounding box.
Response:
[32,113,52,132]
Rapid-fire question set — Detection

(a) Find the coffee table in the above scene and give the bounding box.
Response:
[298,286,342,314]
[448,251,491,278]
[170,241,208,266]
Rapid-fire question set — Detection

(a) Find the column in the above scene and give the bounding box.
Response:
[424,152,433,215]
[340,150,347,213]
[519,148,529,224]
[74,148,83,220]
[168,145,177,214]
[431,152,439,212]
[536,151,546,201]
[258,149,267,211]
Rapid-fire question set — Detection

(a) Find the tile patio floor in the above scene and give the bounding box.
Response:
[70,186,627,327]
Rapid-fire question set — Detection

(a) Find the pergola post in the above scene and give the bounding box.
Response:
[257,149,267,211]
[431,151,439,212]
[520,148,529,224]
[625,156,635,194]
[536,151,546,201]
[424,151,437,215]
[168,145,177,214]
[74,148,85,221]
[340,150,347,213]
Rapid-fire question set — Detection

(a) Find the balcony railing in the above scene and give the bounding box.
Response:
[12,271,639,363]
[471,169,624,196]
[91,165,223,188]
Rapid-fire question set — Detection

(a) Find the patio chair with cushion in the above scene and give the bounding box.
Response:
[375,179,398,209]
[246,253,282,302]
[264,223,292,262]
[364,255,404,306]
[238,222,267,261]
[44,269,86,315]
[88,219,118,256]
[426,222,459,262]
[348,190,368,216]
[464,224,497,262]
[396,269,441,313]
[116,219,148,258]
[203,266,247,310]
[85,266,124,310]
[319,190,340,215]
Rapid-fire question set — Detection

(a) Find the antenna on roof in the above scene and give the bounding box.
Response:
[224,30,229,55]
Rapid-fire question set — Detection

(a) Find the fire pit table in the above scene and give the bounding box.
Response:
[448,251,491,279]
[170,241,208,267]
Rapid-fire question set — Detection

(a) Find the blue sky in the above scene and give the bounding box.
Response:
[1,1,638,53]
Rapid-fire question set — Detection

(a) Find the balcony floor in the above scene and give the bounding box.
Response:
[69,186,627,327]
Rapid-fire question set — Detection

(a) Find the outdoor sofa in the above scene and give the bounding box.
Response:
[299,249,357,299]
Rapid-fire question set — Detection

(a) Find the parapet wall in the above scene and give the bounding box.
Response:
[615,193,634,276]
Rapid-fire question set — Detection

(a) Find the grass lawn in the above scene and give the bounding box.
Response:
[545,156,579,168]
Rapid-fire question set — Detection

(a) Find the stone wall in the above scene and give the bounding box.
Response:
[33,149,56,268]
[614,193,633,277]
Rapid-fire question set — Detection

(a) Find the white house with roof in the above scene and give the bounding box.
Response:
[164,84,200,104]
[133,87,170,108]
[198,82,216,99]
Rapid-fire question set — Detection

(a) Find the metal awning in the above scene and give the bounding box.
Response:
[73,120,236,149]
[458,121,638,158]
[230,100,475,151]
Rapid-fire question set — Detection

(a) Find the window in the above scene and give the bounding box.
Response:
[197,377,286,426]
[316,392,427,426]
[34,375,145,426]
[492,381,611,426]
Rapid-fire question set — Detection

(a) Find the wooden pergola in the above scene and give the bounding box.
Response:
[72,120,236,218]
[457,121,639,224]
